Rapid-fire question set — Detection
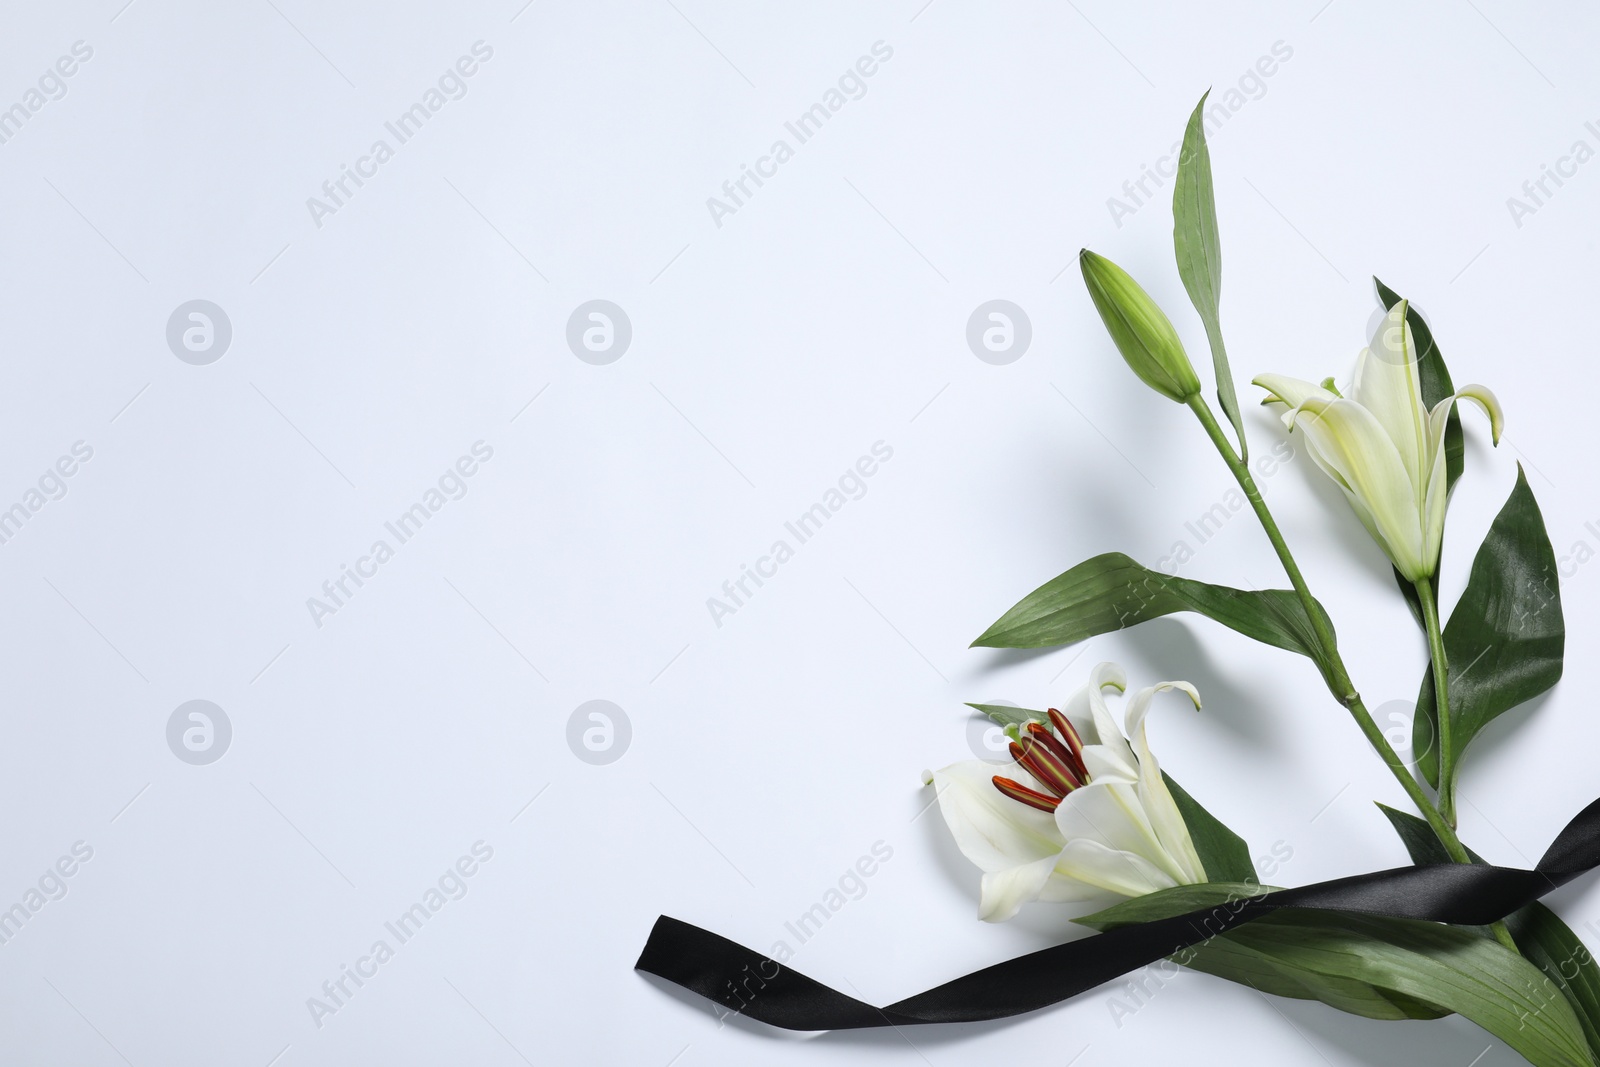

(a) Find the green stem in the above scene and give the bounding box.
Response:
[1185,395,1518,952]
[1416,577,1456,827]
[1185,397,1460,854]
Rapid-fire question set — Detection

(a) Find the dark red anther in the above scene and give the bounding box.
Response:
[1026,722,1083,780]
[1048,708,1088,779]
[992,776,1061,813]
[1006,740,1063,797]
[1005,740,1056,796]
[1009,736,1081,796]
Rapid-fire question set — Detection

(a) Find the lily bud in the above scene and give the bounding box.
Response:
[1079,250,1202,403]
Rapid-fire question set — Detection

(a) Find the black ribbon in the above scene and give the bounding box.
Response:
[635,796,1600,1030]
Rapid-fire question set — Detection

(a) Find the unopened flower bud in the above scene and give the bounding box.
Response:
[1080,249,1202,402]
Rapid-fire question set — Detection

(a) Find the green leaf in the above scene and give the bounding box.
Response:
[964,703,1047,734]
[1223,911,1594,1064]
[1377,802,1496,934]
[1508,905,1600,1062]
[1413,466,1565,789]
[1077,880,1268,929]
[1381,804,1600,1060]
[971,551,1337,685]
[1083,883,1596,1066]
[1164,771,1254,883]
[1378,802,1472,865]
[1174,91,1246,460]
[1180,921,1450,1020]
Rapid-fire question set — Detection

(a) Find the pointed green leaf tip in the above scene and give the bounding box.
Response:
[1173,89,1247,458]
[971,551,1340,690]
[1412,465,1564,791]
[1079,250,1201,402]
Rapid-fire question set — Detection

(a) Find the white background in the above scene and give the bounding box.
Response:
[1,1,1597,1064]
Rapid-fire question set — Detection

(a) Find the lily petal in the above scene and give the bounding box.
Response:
[1421,435,1451,582]
[1061,661,1126,748]
[1428,383,1504,449]
[1419,382,1507,572]
[924,760,1062,875]
[1349,306,1431,495]
[1054,780,1187,884]
[1081,741,1139,784]
[1124,682,1208,884]
[1253,373,1335,416]
[977,853,1065,922]
[1051,838,1181,899]
[1283,394,1430,580]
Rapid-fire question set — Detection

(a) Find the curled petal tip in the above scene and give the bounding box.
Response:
[1145,680,1202,711]
[1089,661,1128,693]
[1460,383,1504,445]
[1433,383,1505,448]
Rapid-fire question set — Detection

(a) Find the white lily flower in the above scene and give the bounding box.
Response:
[922,663,1207,922]
[1253,302,1503,582]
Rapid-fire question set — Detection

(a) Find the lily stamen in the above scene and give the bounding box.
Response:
[1010,737,1081,797]
[991,776,1061,813]
[1026,721,1085,781]
[1047,708,1087,776]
